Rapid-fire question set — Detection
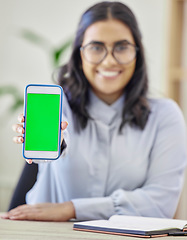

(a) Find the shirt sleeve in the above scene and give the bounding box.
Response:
[72,100,187,220]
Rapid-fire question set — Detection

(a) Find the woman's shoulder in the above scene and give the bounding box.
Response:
[149,97,180,112]
[148,97,185,123]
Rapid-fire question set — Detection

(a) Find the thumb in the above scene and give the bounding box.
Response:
[61,121,68,131]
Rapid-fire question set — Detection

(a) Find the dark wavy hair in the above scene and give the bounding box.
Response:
[58,1,150,132]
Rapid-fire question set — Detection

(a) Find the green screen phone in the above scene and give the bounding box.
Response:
[23,84,62,160]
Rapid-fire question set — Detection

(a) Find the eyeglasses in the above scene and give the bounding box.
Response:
[80,40,139,65]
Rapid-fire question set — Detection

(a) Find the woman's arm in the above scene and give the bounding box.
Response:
[1,202,75,221]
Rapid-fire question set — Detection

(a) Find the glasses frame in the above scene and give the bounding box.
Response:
[80,40,139,65]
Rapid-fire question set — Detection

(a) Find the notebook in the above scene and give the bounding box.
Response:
[73,215,187,238]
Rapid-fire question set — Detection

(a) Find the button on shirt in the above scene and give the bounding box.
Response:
[26,90,187,220]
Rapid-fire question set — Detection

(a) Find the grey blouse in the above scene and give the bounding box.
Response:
[26,90,187,220]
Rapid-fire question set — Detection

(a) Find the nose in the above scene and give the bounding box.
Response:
[101,47,118,66]
[102,53,118,66]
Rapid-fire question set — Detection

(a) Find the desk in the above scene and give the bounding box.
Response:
[0,216,186,240]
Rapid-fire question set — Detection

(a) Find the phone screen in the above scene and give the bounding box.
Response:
[25,93,60,151]
[23,85,62,159]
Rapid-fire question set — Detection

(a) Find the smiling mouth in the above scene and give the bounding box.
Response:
[98,70,121,78]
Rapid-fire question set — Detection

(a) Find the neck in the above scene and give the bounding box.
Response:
[92,89,124,105]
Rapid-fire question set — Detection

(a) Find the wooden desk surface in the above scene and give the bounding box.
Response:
[0,216,186,240]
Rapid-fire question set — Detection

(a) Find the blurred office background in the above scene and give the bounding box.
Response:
[0,0,187,218]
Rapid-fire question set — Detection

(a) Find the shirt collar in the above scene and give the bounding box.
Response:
[87,89,125,125]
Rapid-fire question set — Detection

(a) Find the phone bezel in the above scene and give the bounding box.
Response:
[23,84,63,160]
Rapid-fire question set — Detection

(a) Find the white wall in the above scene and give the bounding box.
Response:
[0,0,173,211]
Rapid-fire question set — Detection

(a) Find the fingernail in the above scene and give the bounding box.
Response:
[18,137,23,143]
[27,160,32,164]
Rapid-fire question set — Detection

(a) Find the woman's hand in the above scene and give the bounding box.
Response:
[1,202,75,222]
[12,114,68,164]
[12,114,25,144]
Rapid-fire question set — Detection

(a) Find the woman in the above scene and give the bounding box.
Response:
[2,1,187,221]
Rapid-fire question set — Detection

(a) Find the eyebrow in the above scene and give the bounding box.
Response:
[85,39,132,46]
[87,41,105,45]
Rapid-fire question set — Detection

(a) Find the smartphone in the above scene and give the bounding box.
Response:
[23,84,63,160]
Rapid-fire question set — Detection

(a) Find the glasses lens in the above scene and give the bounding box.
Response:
[82,43,106,64]
[113,42,137,64]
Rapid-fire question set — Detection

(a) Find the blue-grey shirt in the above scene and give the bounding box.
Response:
[26,91,187,220]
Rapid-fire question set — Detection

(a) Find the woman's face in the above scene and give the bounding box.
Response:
[80,19,137,104]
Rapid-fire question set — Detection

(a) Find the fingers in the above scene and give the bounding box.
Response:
[1,205,26,220]
[1,205,37,221]
[11,114,32,164]
[13,136,24,144]
[18,114,24,123]
[12,124,24,144]
[1,202,75,221]
[1,204,50,221]
[26,159,33,164]
[61,121,68,130]
[12,114,25,144]
[61,121,68,144]
[1,213,9,219]
[12,124,24,134]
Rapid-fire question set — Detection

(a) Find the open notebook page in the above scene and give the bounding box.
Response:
[107,215,187,231]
